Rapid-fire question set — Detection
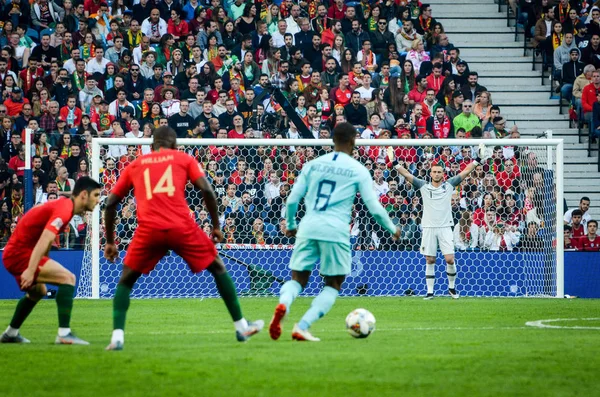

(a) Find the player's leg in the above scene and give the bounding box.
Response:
[270,239,318,340]
[444,254,458,298]
[107,229,165,350]
[292,241,350,342]
[421,228,438,300]
[173,226,263,342]
[439,227,458,299]
[35,259,89,345]
[205,256,264,341]
[107,265,143,350]
[1,283,46,343]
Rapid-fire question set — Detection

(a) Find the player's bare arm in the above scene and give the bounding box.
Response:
[20,229,56,290]
[194,176,223,243]
[104,193,121,263]
[457,143,488,182]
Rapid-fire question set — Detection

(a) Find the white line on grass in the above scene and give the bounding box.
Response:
[525,318,600,330]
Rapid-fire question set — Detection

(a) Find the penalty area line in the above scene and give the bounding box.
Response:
[525,318,600,330]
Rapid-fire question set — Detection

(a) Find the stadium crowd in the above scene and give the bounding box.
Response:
[0,0,597,252]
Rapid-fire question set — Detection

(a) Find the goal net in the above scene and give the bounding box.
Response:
[77,138,564,299]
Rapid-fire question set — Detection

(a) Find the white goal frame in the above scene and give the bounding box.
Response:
[89,138,564,299]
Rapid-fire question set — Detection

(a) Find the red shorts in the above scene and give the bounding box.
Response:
[123,225,218,274]
[3,248,51,291]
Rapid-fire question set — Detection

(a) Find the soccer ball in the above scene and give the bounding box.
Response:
[345,308,376,338]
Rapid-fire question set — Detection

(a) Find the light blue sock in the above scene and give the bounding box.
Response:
[279,280,302,312]
[298,286,339,331]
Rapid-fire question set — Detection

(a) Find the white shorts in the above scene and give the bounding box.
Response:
[420,227,454,257]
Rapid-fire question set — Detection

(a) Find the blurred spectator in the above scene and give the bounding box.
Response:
[454,210,479,250]
[578,220,600,251]
[564,196,591,228]
[518,221,544,251]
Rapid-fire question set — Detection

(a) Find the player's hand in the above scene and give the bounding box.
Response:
[286,229,297,238]
[392,226,401,241]
[20,268,36,290]
[104,243,119,263]
[212,228,224,243]
[478,143,487,160]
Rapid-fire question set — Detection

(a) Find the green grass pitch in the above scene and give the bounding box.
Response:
[0,297,599,397]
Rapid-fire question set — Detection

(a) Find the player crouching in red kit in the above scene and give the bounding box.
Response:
[103,126,263,351]
[1,177,101,345]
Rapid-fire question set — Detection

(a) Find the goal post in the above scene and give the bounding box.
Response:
[79,138,564,299]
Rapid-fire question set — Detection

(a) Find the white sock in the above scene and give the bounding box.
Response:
[447,262,457,290]
[5,326,19,337]
[111,329,124,344]
[234,318,248,332]
[58,327,71,337]
[426,263,435,294]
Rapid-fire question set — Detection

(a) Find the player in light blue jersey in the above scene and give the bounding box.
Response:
[395,143,488,300]
[269,123,400,342]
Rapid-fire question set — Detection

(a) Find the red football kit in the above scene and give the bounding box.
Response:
[579,235,600,251]
[111,149,217,274]
[3,198,74,289]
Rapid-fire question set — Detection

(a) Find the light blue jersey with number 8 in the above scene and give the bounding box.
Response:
[286,151,396,245]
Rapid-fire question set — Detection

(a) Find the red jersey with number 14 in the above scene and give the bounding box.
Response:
[111,149,205,230]
[5,197,74,251]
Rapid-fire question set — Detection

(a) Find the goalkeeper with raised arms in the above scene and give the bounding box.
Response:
[269,122,401,342]
[395,143,489,299]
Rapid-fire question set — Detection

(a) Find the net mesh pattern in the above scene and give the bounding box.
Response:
[77,140,558,298]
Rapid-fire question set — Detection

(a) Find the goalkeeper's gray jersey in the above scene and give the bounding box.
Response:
[412,176,462,228]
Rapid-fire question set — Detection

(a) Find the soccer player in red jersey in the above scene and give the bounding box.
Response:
[103,126,263,350]
[1,177,101,345]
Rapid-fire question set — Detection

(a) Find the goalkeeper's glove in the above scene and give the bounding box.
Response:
[474,143,487,165]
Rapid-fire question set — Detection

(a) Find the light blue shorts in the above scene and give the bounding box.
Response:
[289,238,352,276]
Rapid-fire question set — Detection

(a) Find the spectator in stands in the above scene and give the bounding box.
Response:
[564,196,592,228]
[519,221,544,251]
[445,90,463,120]
[581,69,600,124]
[7,143,25,178]
[576,219,599,251]
[567,209,587,239]
[553,32,576,89]
[454,210,479,250]
[272,218,295,245]
[405,39,430,74]
[559,48,584,103]
[452,100,480,134]
[395,20,421,53]
[563,225,577,250]
[460,71,487,102]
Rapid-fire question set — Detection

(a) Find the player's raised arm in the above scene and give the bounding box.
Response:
[193,176,223,243]
[393,161,415,184]
[358,168,400,240]
[285,163,310,236]
[457,143,488,182]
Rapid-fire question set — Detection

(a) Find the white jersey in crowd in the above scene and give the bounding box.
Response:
[412,176,462,228]
[286,151,396,244]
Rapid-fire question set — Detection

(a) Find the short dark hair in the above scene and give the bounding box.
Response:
[332,122,357,145]
[152,126,177,150]
[72,176,102,196]
[588,219,598,228]
[581,196,591,203]
[572,209,583,217]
